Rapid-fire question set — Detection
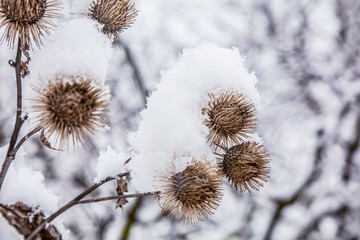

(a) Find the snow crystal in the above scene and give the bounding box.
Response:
[128,43,261,191]
[94,145,128,183]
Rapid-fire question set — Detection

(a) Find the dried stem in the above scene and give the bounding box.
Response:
[76,191,160,204]
[0,38,24,192]
[11,126,43,156]
[26,173,132,240]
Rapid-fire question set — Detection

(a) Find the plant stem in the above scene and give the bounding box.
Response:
[0,38,23,192]
[26,173,130,240]
[10,126,42,156]
[76,191,160,204]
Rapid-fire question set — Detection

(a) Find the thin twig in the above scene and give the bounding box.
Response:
[10,126,42,156]
[26,173,130,240]
[76,191,160,204]
[0,38,23,192]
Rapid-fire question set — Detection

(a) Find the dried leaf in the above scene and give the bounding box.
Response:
[0,202,62,240]
[115,177,129,210]
[20,61,30,78]
[21,43,31,63]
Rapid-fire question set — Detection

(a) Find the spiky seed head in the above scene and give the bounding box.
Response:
[204,91,257,148]
[31,74,109,148]
[89,0,138,39]
[219,142,270,192]
[158,158,223,224]
[0,0,62,48]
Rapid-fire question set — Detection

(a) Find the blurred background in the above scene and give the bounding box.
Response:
[1,0,360,239]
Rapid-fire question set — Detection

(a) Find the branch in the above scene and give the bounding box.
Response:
[10,126,42,156]
[0,38,23,192]
[0,127,42,194]
[26,173,130,240]
[75,191,160,205]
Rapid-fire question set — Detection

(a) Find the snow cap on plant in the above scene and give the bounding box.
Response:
[219,142,270,192]
[204,91,257,148]
[31,74,109,148]
[157,156,223,224]
[89,0,138,39]
[127,44,262,192]
[0,0,62,48]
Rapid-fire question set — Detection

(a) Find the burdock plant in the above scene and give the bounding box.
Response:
[0,1,156,239]
[0,1,272,236]
[31,74,110,147]
[218,142,271,192]
[204,91,257,148]
[89,0,138,39]
[0,0,62,48]
[158,157,223,224]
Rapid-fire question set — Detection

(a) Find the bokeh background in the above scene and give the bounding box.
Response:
[1,0,360,239]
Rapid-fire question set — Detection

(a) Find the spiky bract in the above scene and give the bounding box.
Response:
[204,91,257,148]
[31,74,109,147]
[219,142,270,192]
[158,158,223,224]
[89,0,137,38]
[0,0,62,48]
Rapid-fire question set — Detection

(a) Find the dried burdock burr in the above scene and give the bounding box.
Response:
[89,0,138,39]
[219,142,270,192]
[0,0,62,48]
[0,202,62,239]
[31,74,109,148]
[204,91,257,148]
[158,158,223,224]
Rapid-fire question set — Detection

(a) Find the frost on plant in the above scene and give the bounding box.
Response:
[129,43,271,223]
[0,202,61,239]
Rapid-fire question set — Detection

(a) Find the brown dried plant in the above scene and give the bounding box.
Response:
[31,74,109,148]
[0,0,62,48]
[89,0,138,39]
[0,202,62,239]
[204,91,257,148]
[158,157,223,224]
[218,142,270,192]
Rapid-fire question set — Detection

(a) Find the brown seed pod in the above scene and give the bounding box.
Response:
[157,158,223,224]
[219,142,270,192]
[204,91,257,148]
[0,0,62,48]
[89,0,138,39]
[31,74,109,148]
